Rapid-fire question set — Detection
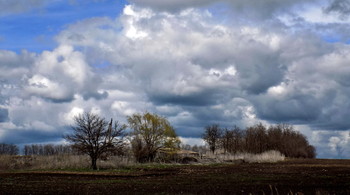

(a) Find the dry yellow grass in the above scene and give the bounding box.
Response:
[205,150,285,163]
[0,155,134,171]
[0,150,285,171]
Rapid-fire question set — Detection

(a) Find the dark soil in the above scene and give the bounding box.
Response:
[1,159,350,194]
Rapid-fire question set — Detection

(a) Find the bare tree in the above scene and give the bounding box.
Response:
[0,143,19,155]
[221,128,234,154]
[220,126,243,154]
[245,123,268,154]
[64,112,126,170]
[128,112,180,163]
[231,126,243,153]
[202,123,316,158]
[203,124,222,154]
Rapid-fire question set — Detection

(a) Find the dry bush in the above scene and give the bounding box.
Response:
[0,155,37,170]
[29,155,135,170]
[0,155,90,170]
[203,150,285,163]
[98,156,134,169]
[30,155,91,170]
[1,151,284,171]
[0,155,136,171]
[0,155,13,170]
[243,150,285,163]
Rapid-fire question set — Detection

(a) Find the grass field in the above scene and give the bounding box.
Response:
[1,158,350,194]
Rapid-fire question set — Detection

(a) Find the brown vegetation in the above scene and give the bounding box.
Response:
[203,123,316,158]
[0,155,133,171]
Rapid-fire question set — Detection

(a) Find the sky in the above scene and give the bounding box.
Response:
[1,0,350,158]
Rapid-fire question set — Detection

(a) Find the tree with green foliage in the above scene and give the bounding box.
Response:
[127,112,180,163]
[64,112,126,170]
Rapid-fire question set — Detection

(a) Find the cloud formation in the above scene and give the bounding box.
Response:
[1,1,350,158]
[129,0,317,18]
[0,108,9,123]
[53,6,350,133]
[324,0,350,19]
[25,44,105,102]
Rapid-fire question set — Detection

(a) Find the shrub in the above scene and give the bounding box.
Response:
[204,150,285,163]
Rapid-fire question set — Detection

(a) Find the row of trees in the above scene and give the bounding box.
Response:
[0,112,181,170]
[23,144,73,156]
[203,123,316,158]
[1,142,207,157]
[0,143,74,156]
[0,143,19,155]
[1,112,316,170]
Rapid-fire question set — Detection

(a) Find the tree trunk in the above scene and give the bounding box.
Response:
[91,156,98,170]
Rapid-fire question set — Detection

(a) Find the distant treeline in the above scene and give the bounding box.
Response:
[203,123,316,158]
[23,144,74,156]
[0,143,19,155]
[0,143,74,156]
[1,123,316,159]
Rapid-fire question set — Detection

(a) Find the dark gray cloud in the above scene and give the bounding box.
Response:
[149,86,234,107]
[0,128,66,144]
[234,50,285,95]
[43,96,75,104]
[129,0,317,19]
[82,91,109,101]
[175,126,203,138]
[0,108,9,123]
[150,93,216,107]
[128,0,213,12]
[324,0,350,19]
[222,0,317,19]
[253,94,322,123]
[247,39,350,131]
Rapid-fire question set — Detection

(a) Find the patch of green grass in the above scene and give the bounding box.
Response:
[204,163,224,167]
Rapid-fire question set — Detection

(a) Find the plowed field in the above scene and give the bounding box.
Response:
[1,159,350,194]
